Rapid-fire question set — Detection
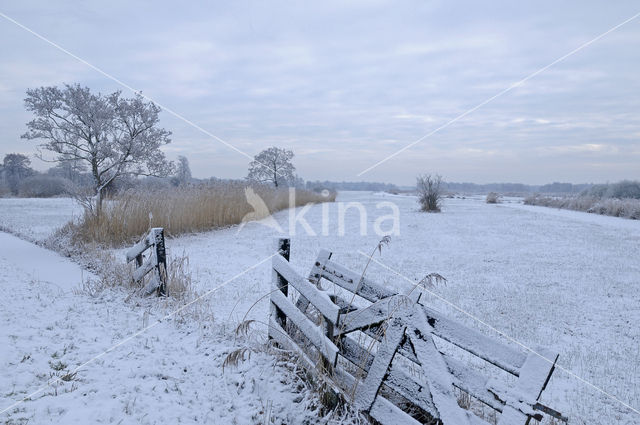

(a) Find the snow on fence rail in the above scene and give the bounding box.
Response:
[126,227,167,296]
[268,238,566,425]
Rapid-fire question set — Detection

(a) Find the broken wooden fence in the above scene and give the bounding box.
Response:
[126,227,167,296]
[268,238,565,425]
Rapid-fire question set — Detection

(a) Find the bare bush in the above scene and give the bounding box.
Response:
[417,174,442,212]
[71,181,336,246]
[485,192,500,204]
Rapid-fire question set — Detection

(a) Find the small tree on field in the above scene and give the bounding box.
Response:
[417,174,442,212]
[247,146,295,188]
[22,84,173,216]
[2,153,35,195]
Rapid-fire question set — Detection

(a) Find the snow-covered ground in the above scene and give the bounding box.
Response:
[1,192,639,424]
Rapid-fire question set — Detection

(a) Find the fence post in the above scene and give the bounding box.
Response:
[273,238,290,329]
[154,228,167,297]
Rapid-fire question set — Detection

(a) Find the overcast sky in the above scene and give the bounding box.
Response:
[1,1,639,185]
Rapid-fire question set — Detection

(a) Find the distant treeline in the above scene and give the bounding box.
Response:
[305,180,597,195]
[442,182,593,195]
[305,180,400,192]
[524,181,640,219]
[444,180,640,198]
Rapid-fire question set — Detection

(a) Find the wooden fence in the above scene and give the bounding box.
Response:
[126,227,167,296]
[268,238,565,425]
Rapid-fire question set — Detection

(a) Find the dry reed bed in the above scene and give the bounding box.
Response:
[75,182,336,246]
[524,194,640,219]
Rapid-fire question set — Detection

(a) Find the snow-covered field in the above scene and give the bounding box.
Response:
[1,192,639,424]
[0,197,81,243]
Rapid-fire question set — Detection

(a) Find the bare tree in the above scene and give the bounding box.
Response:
[2,153,35,195]
[175,155,192,185]
[247,146,295,188]
[22,84,173,215]
[417,174,442,212]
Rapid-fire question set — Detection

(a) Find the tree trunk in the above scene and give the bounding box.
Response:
[95,186,104,217]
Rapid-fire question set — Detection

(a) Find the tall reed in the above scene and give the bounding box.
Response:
[74,181,335,246]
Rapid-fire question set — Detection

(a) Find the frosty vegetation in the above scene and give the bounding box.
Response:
[524,180,640,219]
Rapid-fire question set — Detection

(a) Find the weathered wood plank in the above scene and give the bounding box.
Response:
[270,290,339,365]
[369,396,423,425]
[268,317,316,370]
[497,349,558,425]
[296,249,332,313]
[126,228,162,262]
[132,255,156,282]
[308,249,333,285]
[273,254,340,324]
[321,259,396,302]
[336,295,409,335]
[339,335,437,416]
[421,305,526,376]
[444,354,505,412]
[409,307,472,425]
[355,317,406,411]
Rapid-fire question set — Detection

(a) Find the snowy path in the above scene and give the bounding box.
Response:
[0,232,322,424]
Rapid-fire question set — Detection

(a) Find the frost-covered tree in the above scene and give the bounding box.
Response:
[175,155,192,185]
[247,147,295,188]
[22,84,173,215]
[2,153,35,195]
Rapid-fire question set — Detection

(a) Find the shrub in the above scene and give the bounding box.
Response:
[417,174,442,212]
[485,192,500,204]
[71,181,336,246]
[18,175,71,197]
